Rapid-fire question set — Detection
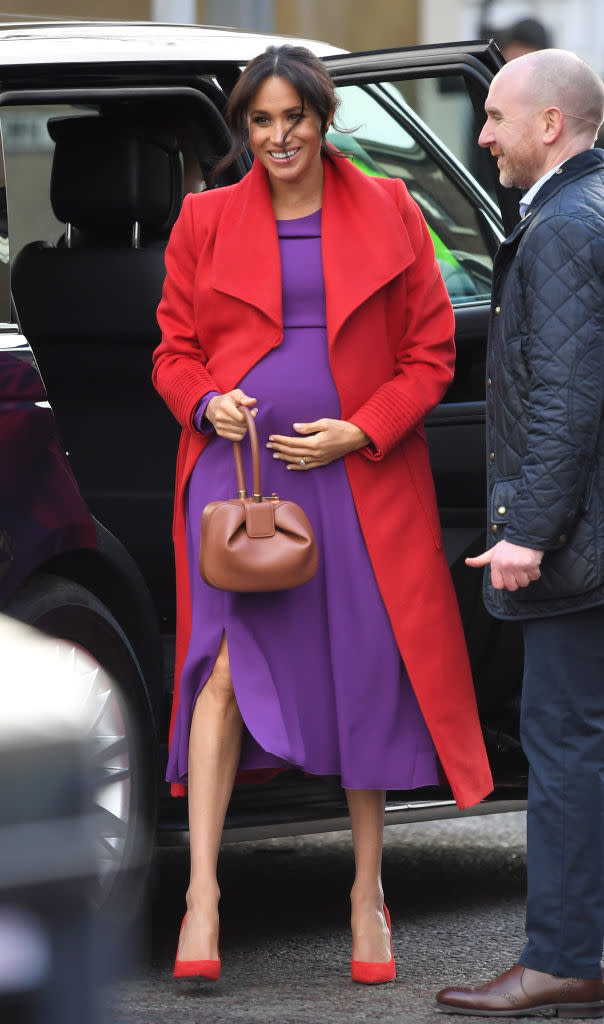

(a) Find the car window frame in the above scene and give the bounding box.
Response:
[0,119,11,326]
[322,41,521,237]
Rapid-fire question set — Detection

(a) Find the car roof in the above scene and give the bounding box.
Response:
[0,20,345,66]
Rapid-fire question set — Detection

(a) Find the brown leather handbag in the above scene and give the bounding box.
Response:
[199,407,318,592]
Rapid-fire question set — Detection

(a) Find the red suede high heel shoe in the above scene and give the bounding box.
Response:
[173,913,221,981]
[350,904,396,984]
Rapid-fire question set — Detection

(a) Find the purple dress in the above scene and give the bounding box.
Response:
[166,209,440,790]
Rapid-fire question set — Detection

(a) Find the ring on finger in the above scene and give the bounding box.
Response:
[298,458,307,467]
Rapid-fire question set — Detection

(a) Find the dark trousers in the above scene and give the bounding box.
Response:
[518,605,604,978]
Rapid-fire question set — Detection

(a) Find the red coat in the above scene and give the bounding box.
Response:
[154,153,493,809]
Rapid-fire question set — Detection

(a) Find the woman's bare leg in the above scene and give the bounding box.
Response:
[176,633,243,961]
[345,788,391,962]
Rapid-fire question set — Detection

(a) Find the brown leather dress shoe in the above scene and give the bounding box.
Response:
[435,963,604,1017]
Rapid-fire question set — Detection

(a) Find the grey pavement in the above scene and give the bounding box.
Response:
[104,811,530,1024]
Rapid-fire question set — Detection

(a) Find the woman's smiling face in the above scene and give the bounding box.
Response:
[247,75,328,188]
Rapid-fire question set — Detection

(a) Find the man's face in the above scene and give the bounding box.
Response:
[478,67,544,189]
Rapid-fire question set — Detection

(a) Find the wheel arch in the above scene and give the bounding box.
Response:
[40,517,164,725]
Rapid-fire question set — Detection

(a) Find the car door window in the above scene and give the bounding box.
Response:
[395,76,498,200]
[1,101,212,259]
[328,80,498,306]
[2,106,97,257]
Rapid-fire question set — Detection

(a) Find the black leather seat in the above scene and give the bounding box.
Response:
[13,114,183,345]
[11,115,185,614]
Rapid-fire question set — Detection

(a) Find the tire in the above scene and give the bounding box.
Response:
[3,572,158,918]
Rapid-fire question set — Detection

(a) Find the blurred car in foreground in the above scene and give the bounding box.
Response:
[0,613,141,1020]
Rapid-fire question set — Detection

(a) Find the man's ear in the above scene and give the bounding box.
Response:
[543,106,564,145]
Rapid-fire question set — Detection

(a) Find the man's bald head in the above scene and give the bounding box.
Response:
[497,48,604,143]
[480,48,604,189]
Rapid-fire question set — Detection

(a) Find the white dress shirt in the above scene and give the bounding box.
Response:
[519,162,565,218]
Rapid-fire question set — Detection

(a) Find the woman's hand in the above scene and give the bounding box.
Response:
[266,418,370,470]
[205,390,257,440]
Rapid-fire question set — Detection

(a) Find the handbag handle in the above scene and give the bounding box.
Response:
[233,406,262,502]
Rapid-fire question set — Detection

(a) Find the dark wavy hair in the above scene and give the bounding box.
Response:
[212,44,343,179]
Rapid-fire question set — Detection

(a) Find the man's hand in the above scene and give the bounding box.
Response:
[466,539,544,591]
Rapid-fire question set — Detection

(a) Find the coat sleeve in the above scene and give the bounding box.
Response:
[153,193,222,429]
[504,213,604,550]
[348,180,456,459]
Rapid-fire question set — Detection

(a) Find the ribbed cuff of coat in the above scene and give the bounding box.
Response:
[349,390,424,461]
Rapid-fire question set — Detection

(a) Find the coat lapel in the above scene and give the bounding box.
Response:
[321,153,415,344]
[210,151,415,342]
[211,160,282,328]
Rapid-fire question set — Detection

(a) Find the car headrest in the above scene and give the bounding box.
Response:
[47,115,184,242]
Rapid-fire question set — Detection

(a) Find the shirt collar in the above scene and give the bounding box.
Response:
[519,162,565,216]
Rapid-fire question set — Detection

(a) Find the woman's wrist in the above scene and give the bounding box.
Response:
[204,395,219,425]
[347,421,372,452]
[193,392,221,433]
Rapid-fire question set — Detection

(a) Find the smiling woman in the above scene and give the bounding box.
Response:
[152,42,492,987]
[246,76,328,212]
[215,43,339,177]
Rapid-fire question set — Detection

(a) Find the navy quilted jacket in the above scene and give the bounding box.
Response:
[484,148,604,620]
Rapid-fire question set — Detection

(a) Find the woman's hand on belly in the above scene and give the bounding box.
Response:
[205,390,257,440]
[266,418,370,470]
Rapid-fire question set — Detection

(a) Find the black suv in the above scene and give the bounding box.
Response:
[0,20,525,910]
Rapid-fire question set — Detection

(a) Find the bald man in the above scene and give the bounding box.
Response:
[436,50,604,1017]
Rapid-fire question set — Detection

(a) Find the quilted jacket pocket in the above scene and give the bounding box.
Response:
[489,476,602,601]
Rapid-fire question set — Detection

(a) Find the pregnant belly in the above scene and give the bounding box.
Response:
[237,326,340,439]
